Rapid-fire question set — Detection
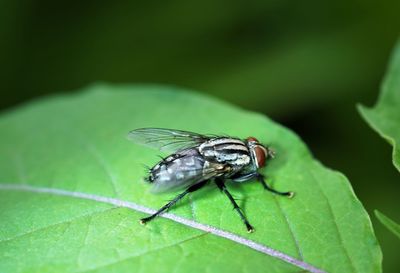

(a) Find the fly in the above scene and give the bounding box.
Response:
[128,128,294,232]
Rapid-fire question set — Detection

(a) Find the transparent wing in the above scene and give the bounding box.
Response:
[151,164,227,193]
[127,128,212,152]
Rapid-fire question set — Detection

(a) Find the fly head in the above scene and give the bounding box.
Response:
[245,137,274,169]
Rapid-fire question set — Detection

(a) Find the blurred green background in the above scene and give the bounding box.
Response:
[1,1,399,272]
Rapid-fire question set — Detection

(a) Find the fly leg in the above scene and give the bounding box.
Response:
[257,173,294,198]
[140,180,207,225]
[215,178,254,233]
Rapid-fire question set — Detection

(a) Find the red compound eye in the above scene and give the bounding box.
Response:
[246,137,267,168]
[254,146,266,167]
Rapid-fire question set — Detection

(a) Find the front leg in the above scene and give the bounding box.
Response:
[257,173,294,198]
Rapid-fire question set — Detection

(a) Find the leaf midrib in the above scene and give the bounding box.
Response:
[0,183,326,273]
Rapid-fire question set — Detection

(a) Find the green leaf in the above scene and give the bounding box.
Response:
[358,38,400,172]
[0,84,381,273]
[375,210,400,239]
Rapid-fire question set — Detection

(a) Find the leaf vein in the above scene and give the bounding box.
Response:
[274,196,304,261]
[309,167,357,272]
[0,207,116,244]
[78,233,208,272]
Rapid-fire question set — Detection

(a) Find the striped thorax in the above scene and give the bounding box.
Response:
[198,137,251,166]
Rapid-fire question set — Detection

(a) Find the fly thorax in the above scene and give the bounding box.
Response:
[199,138,251,167]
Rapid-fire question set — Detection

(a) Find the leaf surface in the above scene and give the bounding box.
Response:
[0,85,381,273]
[358,38,400,172]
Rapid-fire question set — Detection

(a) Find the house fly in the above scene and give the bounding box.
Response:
[128,128,294,232]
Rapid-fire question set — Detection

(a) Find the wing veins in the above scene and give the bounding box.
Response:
[128,128,211,152]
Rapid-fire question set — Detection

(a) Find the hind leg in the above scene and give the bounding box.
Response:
[140,180,207,224]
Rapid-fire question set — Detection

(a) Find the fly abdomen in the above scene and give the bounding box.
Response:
[199,137,251,166]
[148,149,206,192]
